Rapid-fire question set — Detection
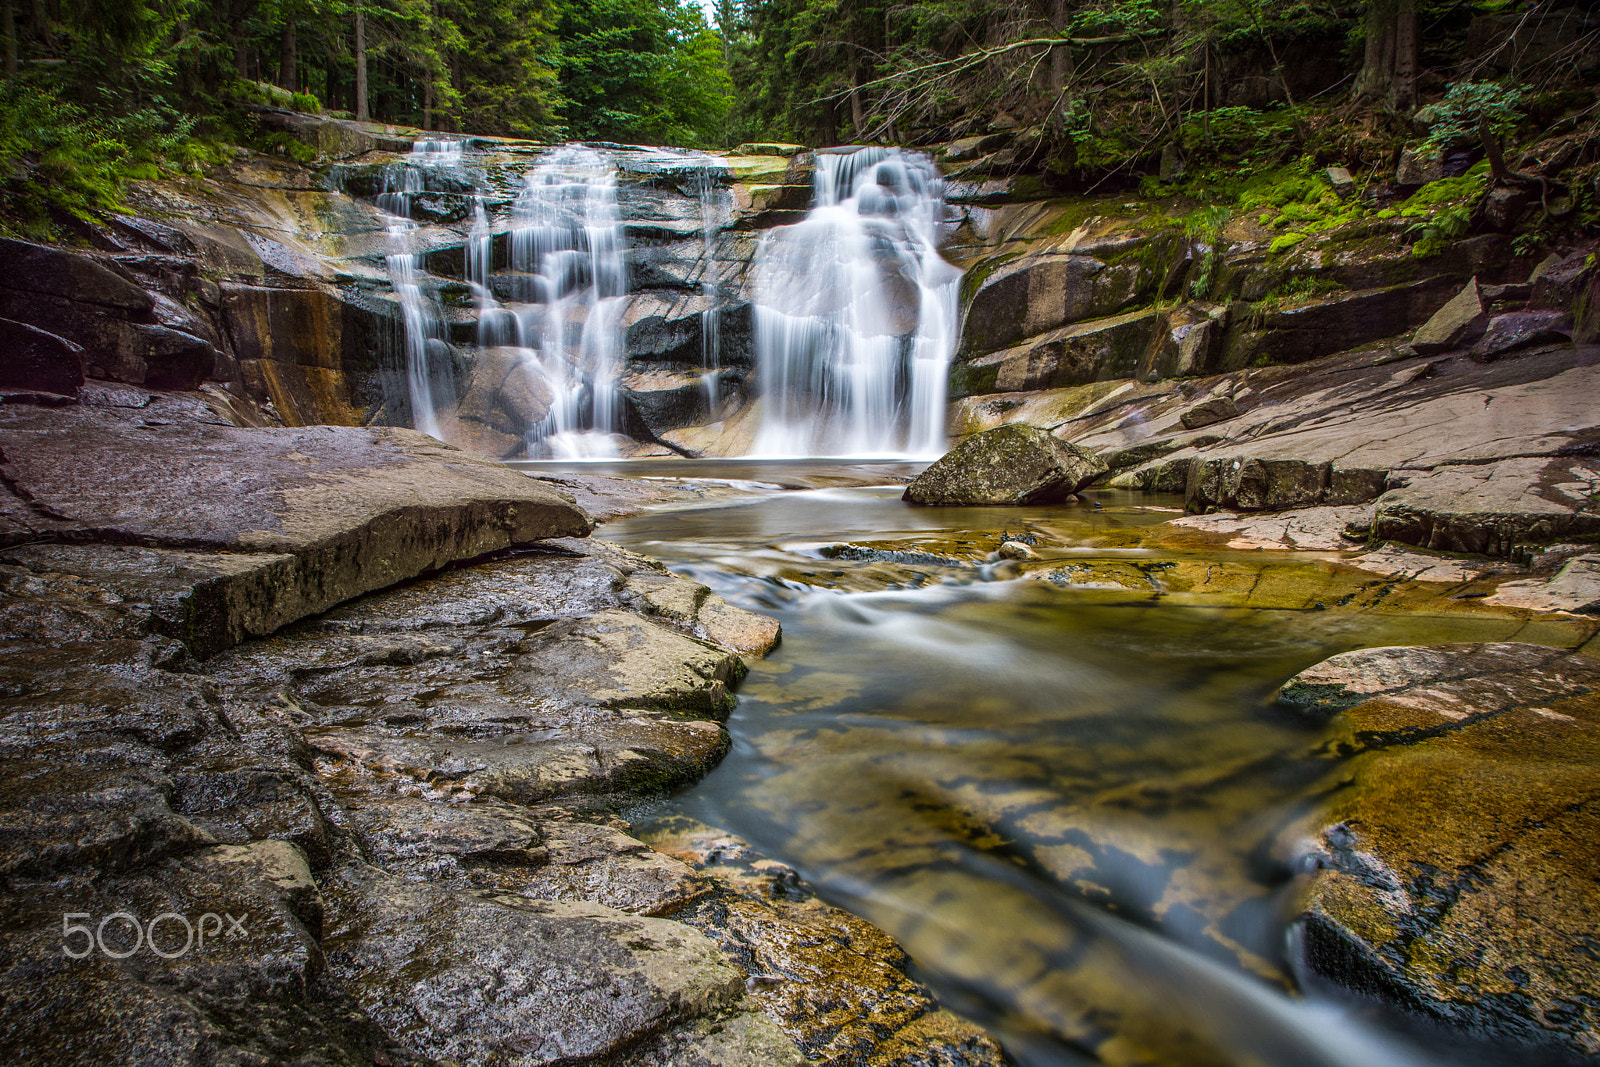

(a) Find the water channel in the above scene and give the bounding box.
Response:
[527,459,1595,1067]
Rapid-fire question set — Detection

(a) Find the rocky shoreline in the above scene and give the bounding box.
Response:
[0,397,1001,1066]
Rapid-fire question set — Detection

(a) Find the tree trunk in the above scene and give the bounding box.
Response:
[1047,0,1074,135]
[847,55,866,140]
[280,20,296,91]
[3,1,17,79]
[1354,0,1396,101]
[423,78,434,132]
[354,7,369,122]
[1391,0,1418,113]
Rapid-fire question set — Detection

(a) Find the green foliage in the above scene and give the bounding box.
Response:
[0,78,206,238]
[290,91,324,113]
[1181,205,1230,300]
[1418,82,1525,151]
[556,0,731,146]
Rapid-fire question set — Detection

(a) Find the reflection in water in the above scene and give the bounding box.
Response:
[599,477,1589,1067]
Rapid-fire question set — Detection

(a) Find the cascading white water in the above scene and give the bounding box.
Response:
[378,139,466,439]
[506,146,629,459]
[691,160,730,413]
[749,147,961,458]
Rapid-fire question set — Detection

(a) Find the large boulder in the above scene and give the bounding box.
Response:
[1469,309,1572,361]
[904,424,1107,505]
[1412,277,1488,353]
[1281,643,1600,1058]
[0,237,153,313]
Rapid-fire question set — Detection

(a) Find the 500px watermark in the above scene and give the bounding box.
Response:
[61,911,250,959]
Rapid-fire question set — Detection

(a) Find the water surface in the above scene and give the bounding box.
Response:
[595,471,1594,1067]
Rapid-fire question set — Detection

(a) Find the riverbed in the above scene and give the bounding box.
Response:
[574,465,1595,1067]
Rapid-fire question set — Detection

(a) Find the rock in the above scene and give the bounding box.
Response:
[1179,394,1239,430]
[1141,304,1220,381]
[1325,166,1355,197]
[1410,277,1487,354]
[125,322,217,390]
[647,819,1008,1067]
[1478,185,1533,231]
[0,237,152,312]
[1165,505,1370,551]
[1469,309,1572,360]
[943,133,1013,163]
[220,284,381,427]
[958,251,1158,359]
[622,365,713,437]
[1281,643,1600,1057]
[0,319,85,397]
[730,143,805,157]
[1369,456,1600,556]
[951,310,1160,396]
[1530,251,1593,311]
[321,862,749,1066]
[1483,553,1600,613]
[904,424,1107,506]
[1184,456,1332,513]
[1220,278,1461,368]
[997,540,1035,560]
[0,405,592,653]
[1395,147,1443,186]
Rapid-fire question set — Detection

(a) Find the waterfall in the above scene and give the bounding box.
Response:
[692,160,730,414]
[749,147,961,459]
[507,146,628,459]
[378,139,465,439]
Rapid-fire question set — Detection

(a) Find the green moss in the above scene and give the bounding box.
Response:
[1270,232,1308,253]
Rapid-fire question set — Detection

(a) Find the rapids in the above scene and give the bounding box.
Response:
[544,463,1596,1067]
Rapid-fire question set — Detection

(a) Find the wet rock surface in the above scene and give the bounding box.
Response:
[1280,643,1600,1058]
[0,402,592,654]
[0,427,1007,1066]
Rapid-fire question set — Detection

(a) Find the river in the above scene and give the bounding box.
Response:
[528,459,1593,1067]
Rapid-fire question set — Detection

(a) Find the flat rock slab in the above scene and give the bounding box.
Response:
[1371,456,1600,555]
[0,405,591,654]
[1485,553,1600,613]
[1279,643,1600,1057]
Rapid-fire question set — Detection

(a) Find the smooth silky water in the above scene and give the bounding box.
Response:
[570,463,1595,1067]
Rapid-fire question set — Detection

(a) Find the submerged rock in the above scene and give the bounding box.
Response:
[1280,643,1600,1058]
[904,424,1107,506]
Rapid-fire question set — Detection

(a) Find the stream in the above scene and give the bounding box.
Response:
[543,460,1592,1067]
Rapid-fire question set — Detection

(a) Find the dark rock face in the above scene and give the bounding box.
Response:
[0,318,85,396]
[1470,309,1573,360]
[1281,643,1600,1058]
[0,237,217,391]
[960,252,1155,358]
[905,424,1107,505]
[1531,251,1594,311]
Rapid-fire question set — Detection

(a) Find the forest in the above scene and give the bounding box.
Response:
[1,0,1596,235]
